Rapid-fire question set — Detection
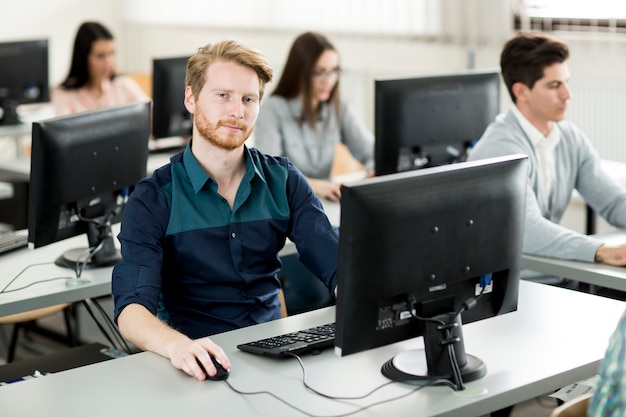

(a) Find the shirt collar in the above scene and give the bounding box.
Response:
[183,140,266,194]
[511,105,561,150]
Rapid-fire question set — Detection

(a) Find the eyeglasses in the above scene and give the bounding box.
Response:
[312,67,341,79]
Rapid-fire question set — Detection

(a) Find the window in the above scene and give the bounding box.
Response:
[513,0,626,33]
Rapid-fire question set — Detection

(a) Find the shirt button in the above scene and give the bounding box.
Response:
[231,232,236,238]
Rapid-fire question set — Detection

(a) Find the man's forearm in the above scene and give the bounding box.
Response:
[117,303,191,359]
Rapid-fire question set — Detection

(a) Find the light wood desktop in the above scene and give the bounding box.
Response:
[0,280,622,417]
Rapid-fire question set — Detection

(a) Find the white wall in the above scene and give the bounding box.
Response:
[0,0,124,86]
[4,0,626,234]
[2,0,626,151]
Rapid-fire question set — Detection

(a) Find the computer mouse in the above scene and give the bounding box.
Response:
[197,355,230,381]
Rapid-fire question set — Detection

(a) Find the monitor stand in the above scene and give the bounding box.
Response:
[0,99,21,126]
[55,221,121,273]
[381,311,486,390]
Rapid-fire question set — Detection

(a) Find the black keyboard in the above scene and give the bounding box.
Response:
[0,230,28,255]
[237,323,335,358]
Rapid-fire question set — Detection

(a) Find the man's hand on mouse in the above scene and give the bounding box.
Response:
[166,336,231,381]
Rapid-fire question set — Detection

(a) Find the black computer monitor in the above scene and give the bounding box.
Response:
[334,154,527,390]
[374,69,500,175]
[28,102,151,275]
[0,39,49,126]
[151,56,192,144]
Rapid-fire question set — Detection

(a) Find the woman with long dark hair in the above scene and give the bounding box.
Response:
[255,32,373,201]
[52,21,148,116]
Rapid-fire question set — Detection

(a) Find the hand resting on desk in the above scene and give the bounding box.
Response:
[595,243,626,266]
[117,304,231,381]
[308,178,342,202]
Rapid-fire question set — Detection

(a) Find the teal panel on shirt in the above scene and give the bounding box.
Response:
[164,150,292,236]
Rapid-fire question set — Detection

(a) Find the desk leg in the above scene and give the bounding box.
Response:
[586,204,596,235]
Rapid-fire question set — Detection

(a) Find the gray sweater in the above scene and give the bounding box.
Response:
[468,109,626,262]
[254,96,374,179]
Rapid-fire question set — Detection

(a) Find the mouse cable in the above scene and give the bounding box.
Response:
[287,351,457,394]
[286,352,435,399]
[0,261,64,295]
[223,378,424,417]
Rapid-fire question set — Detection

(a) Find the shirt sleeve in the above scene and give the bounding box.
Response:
[468,120,603,262]
[284,162,338,292]
[573,127,626,230]
[588,309,626,416]
[111,179,169,323]
[522,181,603,262]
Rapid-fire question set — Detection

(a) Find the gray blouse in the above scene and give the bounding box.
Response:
[254,95,374,179]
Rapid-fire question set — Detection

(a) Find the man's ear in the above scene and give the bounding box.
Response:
[512,82,528,103]
[184,85,195,114]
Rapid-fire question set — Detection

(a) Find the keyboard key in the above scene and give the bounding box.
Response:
[237,323,335,358]
[0,230,28,255]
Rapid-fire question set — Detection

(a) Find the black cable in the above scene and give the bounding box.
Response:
[0,261,59,294]
[74,237,108,278]
[224,378,424,417]
[91,297,132,354]
[285,352,397,400]
[75,208,119,278]
[0,276,69,293]
[91,297,124,348]
[81,299,118,349]
[91,297,125,350]
[444,329,464,391]
[410,285,489,392]
[286,352,459,394]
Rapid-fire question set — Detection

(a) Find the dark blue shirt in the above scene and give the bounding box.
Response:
[112,143,338,339]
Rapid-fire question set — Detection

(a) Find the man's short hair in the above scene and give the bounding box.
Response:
[500,32,569,103]
[185,40,274,101]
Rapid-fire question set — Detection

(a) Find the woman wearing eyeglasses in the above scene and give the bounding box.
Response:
[255,32,374,201]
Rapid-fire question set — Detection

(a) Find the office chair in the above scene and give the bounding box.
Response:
[549,392,592,417]
[0,303,74,363]
[278,289,288,318]
[279,254,334,316]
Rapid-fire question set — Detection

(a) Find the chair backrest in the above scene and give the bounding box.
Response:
[549,393,593,417]
[278,289,288,318]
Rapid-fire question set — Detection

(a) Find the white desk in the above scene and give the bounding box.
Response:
[0,280,622,417]
[0,103,55,159]
[0,152,176,183]
[522,231,626,292]
[0,229,118,317]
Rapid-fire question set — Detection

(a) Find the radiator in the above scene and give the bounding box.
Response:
[567,83,626,162]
